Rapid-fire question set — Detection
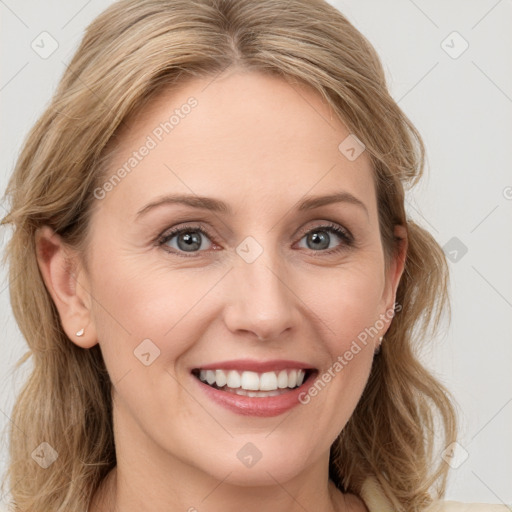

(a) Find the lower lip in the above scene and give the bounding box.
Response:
[192,371,318,417]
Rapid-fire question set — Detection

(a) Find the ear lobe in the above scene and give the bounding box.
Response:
[382,224,408,316]
[35,225,98,349]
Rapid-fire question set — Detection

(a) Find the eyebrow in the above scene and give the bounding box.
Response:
[136,191,369,218]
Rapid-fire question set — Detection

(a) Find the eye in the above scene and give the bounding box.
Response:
[157,224,215,256]
[296,223,354,254]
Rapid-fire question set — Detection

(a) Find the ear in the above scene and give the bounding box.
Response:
[35,225,98,348]
[380,224,408,329]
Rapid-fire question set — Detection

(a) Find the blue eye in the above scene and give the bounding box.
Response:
[157,222,354,257]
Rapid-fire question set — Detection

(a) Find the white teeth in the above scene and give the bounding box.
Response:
[215,369,227,387]
[287,369,297,388]
[205,370,216,386]
[224,387,290,397]
[226,370,241,388]
[259,371,278,391]
[277,370,288,389]
[240,371,260,390]
[197,368,310,391]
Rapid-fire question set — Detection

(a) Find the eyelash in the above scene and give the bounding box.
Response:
[156,222,354,258]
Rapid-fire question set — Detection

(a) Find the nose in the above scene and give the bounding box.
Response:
[222,246,298,342]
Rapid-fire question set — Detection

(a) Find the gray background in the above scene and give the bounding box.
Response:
[1,0,511,506]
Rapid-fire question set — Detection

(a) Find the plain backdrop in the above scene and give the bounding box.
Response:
[0,0,511,506]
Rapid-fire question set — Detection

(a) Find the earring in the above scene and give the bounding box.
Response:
[76,328,85,337]
[374,336,383,355]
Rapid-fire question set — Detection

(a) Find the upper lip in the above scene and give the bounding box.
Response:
[191,359,317,373]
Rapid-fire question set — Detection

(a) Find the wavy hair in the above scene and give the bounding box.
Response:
[1,0,458,510]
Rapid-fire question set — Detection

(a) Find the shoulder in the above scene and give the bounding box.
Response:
[359,476,509,512]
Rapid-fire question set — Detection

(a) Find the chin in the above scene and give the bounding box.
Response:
[198,443,311,487]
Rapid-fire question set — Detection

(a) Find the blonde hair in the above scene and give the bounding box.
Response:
[1,0,458,510]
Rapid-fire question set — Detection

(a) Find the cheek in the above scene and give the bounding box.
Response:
[304,260,386,347]
[300,266,383,425]
[89,247,218,372]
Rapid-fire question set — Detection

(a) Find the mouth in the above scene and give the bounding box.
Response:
[191,367,317,397]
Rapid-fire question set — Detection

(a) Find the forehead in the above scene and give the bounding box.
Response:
[98,70,377,220]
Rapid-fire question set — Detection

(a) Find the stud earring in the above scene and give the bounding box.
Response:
[76,328,85,337]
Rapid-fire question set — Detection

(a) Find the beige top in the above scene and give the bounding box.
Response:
[360,476,510,511]
[1,477,509,511]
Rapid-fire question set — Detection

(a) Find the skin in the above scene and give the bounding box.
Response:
[36,68,407,512]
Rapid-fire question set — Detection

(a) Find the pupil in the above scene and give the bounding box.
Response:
[178,231,201,251]
[309,231,329,250]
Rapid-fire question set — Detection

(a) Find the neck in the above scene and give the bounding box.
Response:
[87,399,367,512]
[89,466,367,512]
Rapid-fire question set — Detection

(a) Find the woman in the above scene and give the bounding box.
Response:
[0,1,507,511]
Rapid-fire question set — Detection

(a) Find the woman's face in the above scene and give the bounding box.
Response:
[70,70,405,485]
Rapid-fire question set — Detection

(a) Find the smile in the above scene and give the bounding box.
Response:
[191,362,319,417]
[192,368,312,395]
